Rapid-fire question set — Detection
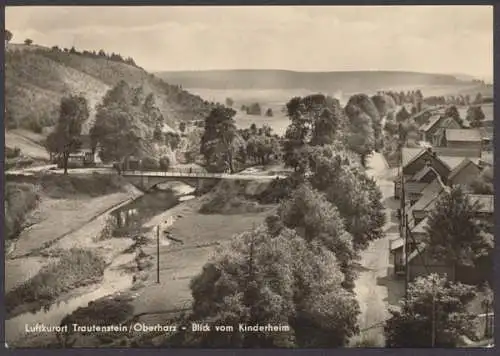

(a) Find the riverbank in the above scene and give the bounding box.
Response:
[13,176,279,348]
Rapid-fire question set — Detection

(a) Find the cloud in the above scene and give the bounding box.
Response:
[5,5,493,78]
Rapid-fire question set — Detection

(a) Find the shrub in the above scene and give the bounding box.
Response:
[5,183,40,240]
[5,146,21,159]
[27,118,43,133]
[5,248,107,315]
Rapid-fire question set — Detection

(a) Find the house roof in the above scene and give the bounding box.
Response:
[440,156,479,170]
[448,158,479,181]
[432,147,482,158]
[409,178,445,213]
[412,217,429,234]
[390,237,405,251]
[411,166,436,182]
[445,129,482,142]
[401,148,426,167]
[405,182,429,195]
[441,117,460,128]
[419,115,442,132]
[468,194,494,214]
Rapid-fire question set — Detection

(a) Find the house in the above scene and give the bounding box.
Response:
[447,158,482,186]
[394,145,485,201]
[480,127,493,151]
[54,135,101,168]
[479,152,494,168]
[410,107,445,127]
[418,115,461,145]
[394,147,451,200]
[443,129,482,153]
[393,193,493,283]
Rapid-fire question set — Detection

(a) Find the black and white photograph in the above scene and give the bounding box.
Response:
[3,5,494,348]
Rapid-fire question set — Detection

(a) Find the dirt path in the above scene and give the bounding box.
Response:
[350,152,404,346]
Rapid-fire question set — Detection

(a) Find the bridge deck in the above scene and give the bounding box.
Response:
[121,170,286,180]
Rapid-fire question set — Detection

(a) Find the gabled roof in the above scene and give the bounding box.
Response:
[468,194,494,214]
[445,129,482,142]
[411,166,437,182]
[401,148,426,167]
[441,116,461,128]
[419,115,442,132]
[409,178,446,213]
[405,182,429,195]
[448,158,479,181]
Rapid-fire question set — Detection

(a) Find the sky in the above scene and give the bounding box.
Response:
[5,6,494,80]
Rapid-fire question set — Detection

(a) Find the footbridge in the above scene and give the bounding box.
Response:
[120,169,288,191]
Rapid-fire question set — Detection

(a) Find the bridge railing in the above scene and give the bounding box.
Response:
[120,168,229,178]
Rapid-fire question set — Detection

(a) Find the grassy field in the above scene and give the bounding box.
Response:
[131,194,275,320]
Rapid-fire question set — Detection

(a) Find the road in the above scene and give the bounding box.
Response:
[350,152,405,346]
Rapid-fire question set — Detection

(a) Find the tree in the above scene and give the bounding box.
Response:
[425,186,492,271]
[225,97,234,107]
[310,105,343,146]
[170,226,360,347]
[179,121,186,133]
[265,108,273,117]
[474,92,483,105]
[307,145,385,251]
[385,274,477,347]
[344,104,375,166]
[200,106,238,173]
[24,38,33,45]
[396,106,411,123]
[46,95,89,174]
[159,156,170,171]
[371,94,396,118]
[467,106,485,128]
[278,183,357,289]
[247,102,262,116]
[5,29,13,43]
[445,105,462,126]
[468,167,493,195]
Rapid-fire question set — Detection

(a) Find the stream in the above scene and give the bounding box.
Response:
[5,184,194,345]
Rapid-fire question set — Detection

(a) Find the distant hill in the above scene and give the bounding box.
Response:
[155,69,470,92]
[5,43,212,136]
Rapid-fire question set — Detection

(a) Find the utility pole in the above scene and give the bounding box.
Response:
[156,225,160,284]
[431,293,436,347]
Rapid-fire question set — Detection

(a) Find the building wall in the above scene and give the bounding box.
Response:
[447,141,482,151]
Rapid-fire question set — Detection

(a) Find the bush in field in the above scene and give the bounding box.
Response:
[94,216,118,242]
[5,248,107,315]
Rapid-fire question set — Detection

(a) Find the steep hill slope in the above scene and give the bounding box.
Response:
[5,44,212,137]
[156,69,471,92]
